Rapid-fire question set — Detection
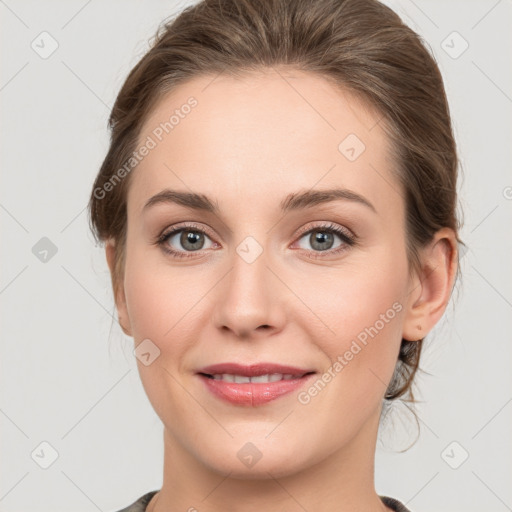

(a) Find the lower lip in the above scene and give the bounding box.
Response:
[197,374,315,406]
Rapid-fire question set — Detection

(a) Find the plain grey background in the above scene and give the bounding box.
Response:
[1,1,511,511]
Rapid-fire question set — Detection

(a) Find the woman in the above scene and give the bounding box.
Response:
[89,0,460,510]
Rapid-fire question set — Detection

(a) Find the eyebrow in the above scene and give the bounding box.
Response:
[142,187,376,214]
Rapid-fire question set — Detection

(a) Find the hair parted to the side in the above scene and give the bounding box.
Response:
[88,0,462,408]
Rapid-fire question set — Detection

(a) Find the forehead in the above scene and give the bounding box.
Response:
[129,68,398,215]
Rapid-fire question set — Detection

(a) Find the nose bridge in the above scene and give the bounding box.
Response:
[230,235,271,311]
[213,234,283,336]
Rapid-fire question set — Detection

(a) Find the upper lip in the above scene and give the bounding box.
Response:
[197,363,316,378]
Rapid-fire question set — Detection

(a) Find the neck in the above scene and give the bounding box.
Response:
[148,405,391,512]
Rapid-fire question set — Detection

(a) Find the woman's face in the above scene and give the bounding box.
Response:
[117,69,418,477]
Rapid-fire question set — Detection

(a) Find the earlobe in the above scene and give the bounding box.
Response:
[105,239,132,337]
[402,228,458,342]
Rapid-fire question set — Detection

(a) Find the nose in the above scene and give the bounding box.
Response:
[212,244,286,339]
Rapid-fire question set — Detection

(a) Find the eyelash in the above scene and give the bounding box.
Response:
[155,222,357,260]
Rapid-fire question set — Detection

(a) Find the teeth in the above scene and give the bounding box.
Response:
[251,374,277,383]
[211,373,299,383]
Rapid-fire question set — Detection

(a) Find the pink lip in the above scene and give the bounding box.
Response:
[196,362,316,406]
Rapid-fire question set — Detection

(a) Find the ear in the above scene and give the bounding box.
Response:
[402,228,458,342]
[105,239,132,337]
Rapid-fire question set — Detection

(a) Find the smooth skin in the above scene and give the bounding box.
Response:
[105,68,457,512]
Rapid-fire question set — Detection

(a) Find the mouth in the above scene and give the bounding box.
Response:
[197,362,316,378]
[196,363,317,406]
[198,372,315,383]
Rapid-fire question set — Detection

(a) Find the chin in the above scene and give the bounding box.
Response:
[208,456,307,480]
[196,436,315,480]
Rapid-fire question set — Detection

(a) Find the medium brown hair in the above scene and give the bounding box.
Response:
[88,0,461,405]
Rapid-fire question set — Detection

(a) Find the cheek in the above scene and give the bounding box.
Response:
[122,243,218,392]
[292,251,408,403]
[122,246,200,420]
[123,268,169,340]
[123,243,204,340]
[297,256,407,348]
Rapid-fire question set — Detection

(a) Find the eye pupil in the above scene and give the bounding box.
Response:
[181,231,204,251]
[311,231,334,251]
